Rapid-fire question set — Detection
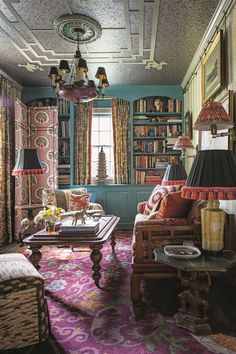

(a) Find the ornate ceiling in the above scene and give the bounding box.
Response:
[0,0,220,87]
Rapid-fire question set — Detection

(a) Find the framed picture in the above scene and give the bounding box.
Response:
[201,30,224,104]
[199,90,234,151]
[184,111,193,139]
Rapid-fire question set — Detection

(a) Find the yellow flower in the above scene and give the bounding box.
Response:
[34,206,65,224]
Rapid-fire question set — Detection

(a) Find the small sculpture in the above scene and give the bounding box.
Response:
[154,98,163,112]
[72,210,87,225]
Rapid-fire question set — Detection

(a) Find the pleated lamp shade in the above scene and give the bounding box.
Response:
[194,101,234,131]
[173,135,194,150]
[12,148,44,176]
[181,150,236,200]
[161,163,187,186]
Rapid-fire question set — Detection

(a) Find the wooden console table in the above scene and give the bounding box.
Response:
[154,248,236,335]
[23,215,120,289]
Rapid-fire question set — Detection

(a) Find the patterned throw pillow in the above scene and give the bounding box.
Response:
[143,185,182,215]
[69,193,91,211]
[42,188,88,211]
[156,191,192,220]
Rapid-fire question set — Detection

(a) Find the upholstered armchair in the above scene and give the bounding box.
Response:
[131,185,234,314]
[42,187,104,217]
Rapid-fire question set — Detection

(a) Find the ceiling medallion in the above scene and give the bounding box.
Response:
[49,14,109,103]
[53,14,102,44]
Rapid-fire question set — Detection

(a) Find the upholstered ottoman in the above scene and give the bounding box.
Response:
[0,253,49,350]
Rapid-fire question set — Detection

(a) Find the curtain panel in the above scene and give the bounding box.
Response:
[0,76,20,245]
[112,98,130,184]
[74,102,92,185]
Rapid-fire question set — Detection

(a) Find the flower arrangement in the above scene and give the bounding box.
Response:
[34,206,65,229]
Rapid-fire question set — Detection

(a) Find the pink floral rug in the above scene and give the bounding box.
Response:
[22,232,236,354]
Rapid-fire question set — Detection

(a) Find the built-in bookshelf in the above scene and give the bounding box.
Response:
[133,96,182,184]
[58,99,70,186]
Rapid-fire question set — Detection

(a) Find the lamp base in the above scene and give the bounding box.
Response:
[201,249,223,257]
[201,200,225,253]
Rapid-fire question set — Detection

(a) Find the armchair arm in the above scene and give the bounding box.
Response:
[137,201,147,214]
[133,222,201,263]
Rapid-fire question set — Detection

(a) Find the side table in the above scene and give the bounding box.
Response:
[15,204,43,244]
[154,248,236,335]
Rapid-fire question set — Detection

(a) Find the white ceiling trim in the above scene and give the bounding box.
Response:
[0,0,162,68]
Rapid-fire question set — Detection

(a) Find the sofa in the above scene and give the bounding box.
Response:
[131,185,235,314]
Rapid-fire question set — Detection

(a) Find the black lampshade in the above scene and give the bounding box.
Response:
[48,66,59,78]
[95,67,106,79]
[182,150,236,200]
[12,148,44,176]
[161,163,187,186]
[59,60,70,74]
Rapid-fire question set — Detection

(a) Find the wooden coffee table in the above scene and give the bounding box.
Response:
[23,215,120,288]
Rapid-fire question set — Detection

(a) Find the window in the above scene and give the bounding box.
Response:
[91,108,114,183]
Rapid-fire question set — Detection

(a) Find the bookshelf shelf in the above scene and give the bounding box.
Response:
[133,96,183,184]
[58,99,71,186]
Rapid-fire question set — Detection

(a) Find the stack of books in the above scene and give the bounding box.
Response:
[59,219,100,235]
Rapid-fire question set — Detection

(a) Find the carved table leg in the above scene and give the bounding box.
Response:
[174,270,212,335]
[29,245,42,270]
[110,230,117,252]
[89,244,103,288]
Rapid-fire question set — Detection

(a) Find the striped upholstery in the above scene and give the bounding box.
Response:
[0,253,49,350]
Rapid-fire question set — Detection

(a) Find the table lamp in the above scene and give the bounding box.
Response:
[12,148,44,206]
[173,134,194,158]
[181,149,236,255]
[161,162,187,186]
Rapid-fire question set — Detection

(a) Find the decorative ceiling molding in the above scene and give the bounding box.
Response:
[0,0,162,67]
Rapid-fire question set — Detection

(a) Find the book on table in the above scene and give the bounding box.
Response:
[59,219,100,234]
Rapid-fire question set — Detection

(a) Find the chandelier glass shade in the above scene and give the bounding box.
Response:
[48,15,109,103]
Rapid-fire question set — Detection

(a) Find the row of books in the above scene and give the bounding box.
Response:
[58,174,70,185]
[59,140,70,156]
[58,99,70,115]
[133,125,181,138]
[59,119,70,137]
[59,219,99,235]
[134,97,182,113]
[134,156,169,169]
[134,140,177,154]
[135,170,163,185]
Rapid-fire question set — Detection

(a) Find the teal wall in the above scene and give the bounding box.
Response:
[22,85,183,229]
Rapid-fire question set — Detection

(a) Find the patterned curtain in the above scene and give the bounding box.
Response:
[74,102,93,185]
[112,98,130,184]
[0,76,20,245]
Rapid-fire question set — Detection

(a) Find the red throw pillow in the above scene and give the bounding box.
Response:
[143,185,182,215]
[156,191,192,219]
[69,193,91,211]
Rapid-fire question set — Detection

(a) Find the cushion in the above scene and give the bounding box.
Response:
[42,188,87,211]
[156,191,192,220]
[143,185,182,215]
[69,193,91,211]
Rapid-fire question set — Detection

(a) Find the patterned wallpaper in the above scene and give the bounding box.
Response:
[14,99,58,234]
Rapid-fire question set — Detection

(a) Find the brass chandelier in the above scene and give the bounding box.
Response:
[48,14,109,103]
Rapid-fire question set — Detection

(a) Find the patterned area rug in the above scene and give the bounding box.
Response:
[12,232,236,353]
